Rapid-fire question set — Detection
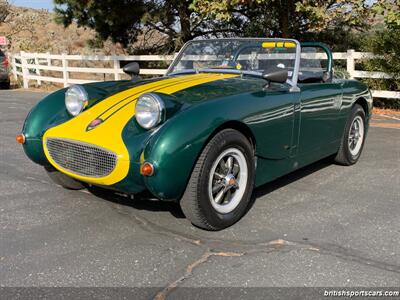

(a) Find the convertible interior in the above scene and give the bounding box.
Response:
[177,42,331,84]
[235,46,331,84]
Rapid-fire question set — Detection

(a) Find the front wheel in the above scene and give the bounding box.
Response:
[180,129,255,230]
[334,104,367,165]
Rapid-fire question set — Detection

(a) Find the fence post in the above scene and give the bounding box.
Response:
[34,53,41,86]
[46,52,51,67]
[113,56,121,80]
[61,53,69,87]
[20,51,29,89]
[346,49,355,79]
[10,54,17,81]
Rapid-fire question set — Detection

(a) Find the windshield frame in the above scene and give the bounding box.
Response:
[166,38,301,89]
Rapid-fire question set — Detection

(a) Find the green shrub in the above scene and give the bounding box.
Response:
[362,25,400,109]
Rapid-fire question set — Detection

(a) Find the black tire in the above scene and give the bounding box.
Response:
[334,104,366,165]
[45,166,85,190]
[0,81,10,89]
[180,129,255,230]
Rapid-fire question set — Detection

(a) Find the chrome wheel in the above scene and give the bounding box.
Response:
[208,148,248,214]
[348,115,364,156]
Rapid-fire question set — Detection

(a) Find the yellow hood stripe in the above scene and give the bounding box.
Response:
[43,73,238,185]
[97,73,212,121]
[98,73,218,122]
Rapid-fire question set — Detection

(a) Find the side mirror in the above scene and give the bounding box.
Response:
[123,62,140,78]
[262,69,288,84]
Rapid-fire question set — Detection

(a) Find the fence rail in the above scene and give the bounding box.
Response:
[10,50,399,99]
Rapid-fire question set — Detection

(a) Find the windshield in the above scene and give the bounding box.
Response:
[168,39,299,79]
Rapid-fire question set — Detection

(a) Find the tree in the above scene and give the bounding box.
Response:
[54,0,147,47]
[373,0,400,27]
[54,0,239,53]
[141,0,241,52]
[191,0,380,39]
[53,0,387,53]
[362,0,400,108]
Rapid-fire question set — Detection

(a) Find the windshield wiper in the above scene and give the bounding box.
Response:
[167,69,197,76]
[198,68,263,77]
[168,68,263,78]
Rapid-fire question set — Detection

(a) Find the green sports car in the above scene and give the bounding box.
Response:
[18,38,372,230]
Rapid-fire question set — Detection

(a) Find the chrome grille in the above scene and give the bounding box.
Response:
[46,138,117,178]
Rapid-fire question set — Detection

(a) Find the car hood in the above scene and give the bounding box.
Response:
[43,73,275,150]
[170,75,266,103]
[83,73,267,108]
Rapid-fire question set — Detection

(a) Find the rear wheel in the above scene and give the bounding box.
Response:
[335,104,366,165]
[45,166,85,190]
[180,129,255,230]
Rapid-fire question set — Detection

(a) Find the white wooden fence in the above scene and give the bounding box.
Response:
[9,50,400,99]
[10,52,174,87]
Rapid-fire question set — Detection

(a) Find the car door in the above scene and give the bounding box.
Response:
[296,45,343,157]
[245,84,299,160]
[238,43,299,160]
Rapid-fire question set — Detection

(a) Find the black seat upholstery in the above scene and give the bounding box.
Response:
[298,70,324,83]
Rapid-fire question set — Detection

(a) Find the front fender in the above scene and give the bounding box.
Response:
[21,82,132,166]
[142,99,247,201]
[22,89,70,165]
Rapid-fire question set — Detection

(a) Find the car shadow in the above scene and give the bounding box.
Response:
[243,156,334,215]
[88,156,334,220]
[254,156,333,198]
[87,187,186,219]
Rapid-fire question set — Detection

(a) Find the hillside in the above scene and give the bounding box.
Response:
[0,5,125,55]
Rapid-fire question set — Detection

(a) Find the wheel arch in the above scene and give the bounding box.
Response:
[206,120,256,154]
[143,118,256,201]
[354,97,369,117]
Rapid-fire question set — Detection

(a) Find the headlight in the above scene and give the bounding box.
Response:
[135,93,165,129]
[65,85,88,116]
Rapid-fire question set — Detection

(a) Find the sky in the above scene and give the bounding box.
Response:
[11,0,55,10]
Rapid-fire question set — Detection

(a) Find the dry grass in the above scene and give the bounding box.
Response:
[373,108,400,115]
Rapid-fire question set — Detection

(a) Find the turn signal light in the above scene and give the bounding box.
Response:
[16,134,26,144]
[140,162,154,176]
